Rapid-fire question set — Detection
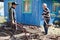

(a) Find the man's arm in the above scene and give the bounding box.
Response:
[10,8,15,24]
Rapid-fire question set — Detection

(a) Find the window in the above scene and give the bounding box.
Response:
[23,0,32,13]
[51,0,60,18]
[0,2,4,16]
[0,0,6,24]
[53,3,60,11]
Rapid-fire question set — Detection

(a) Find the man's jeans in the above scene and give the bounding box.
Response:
[44,19,50,35]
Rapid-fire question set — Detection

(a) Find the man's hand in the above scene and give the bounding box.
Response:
[12,20,15,24]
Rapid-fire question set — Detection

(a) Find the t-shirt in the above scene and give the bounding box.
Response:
[42,8,50,19]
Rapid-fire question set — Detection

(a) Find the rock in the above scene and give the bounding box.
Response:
[29,34,39,39]
[58,37,60,40]
[31,39,39,40]
[46,34,57,39]
[9,36,16,40]
[24,26,41,34]
[40,35,52,40]
[39,35,45,40]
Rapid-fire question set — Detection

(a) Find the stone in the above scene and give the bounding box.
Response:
[58,37,60,40]
[46,34,57,39]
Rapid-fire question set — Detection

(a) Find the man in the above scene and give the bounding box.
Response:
[9,2,18,30]
[9,2,18,37]
[42,3,50,35]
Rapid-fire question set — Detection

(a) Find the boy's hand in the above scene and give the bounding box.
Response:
[12,20,15,24]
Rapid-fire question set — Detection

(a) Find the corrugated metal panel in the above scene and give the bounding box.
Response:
[16,0,42,26]
[4,0,53,26]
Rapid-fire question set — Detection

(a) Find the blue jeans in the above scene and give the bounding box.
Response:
[44,19,50,35]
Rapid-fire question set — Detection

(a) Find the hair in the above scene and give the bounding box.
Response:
[43,3,47,7]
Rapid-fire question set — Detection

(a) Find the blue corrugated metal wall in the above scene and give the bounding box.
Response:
[4,0,52,26]
[16,0,41,26]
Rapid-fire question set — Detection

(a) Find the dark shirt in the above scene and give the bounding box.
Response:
[9,7,16,23]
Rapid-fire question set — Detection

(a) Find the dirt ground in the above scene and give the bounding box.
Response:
[0,25,60,40]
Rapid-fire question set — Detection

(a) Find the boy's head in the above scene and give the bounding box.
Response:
[42,3,47,9]
[12,2,18,8]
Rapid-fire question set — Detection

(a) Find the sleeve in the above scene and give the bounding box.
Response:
[42,8,50,18]
[9,8,14,23]
[46,8,50,17]
[11,8,15,23]
[47,8,50,13]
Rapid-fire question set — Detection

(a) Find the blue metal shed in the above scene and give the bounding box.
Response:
[4,0,53,26]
